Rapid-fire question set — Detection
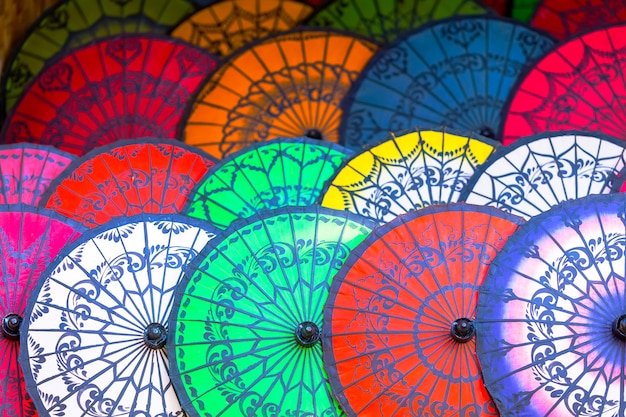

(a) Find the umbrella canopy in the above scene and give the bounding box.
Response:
[0,0,196,117]
[170,0,315,57]
[339,15,555,149]
[20,214,217,417]
[168,206,377,417]
[476,193,626,416]
[182,28,378,159]
[40,138,217,228]
[0,143,74,205]
[1,34,219,156]
[530,0,626,40]
[184,136,352,229]
[460,131,626,219]
[0,205,85,417]
[321,127,497,224]
[305,0,488,44]
[511,0,541,22]
[323,203,524,416]
[501,23,626,145]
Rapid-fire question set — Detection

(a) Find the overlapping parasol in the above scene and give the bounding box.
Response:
[1,34,219,155]
[477,193,626,416]
[184,136,352,229]
[181,28,378,159]
[321,127,497,223]
[323,203,524,416]
[40,138,217,228]
[460,131,626,219]
[20,214,217,417]
[168,206,377,416]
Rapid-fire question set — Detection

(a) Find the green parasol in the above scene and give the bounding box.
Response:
[168,206,376,416]
[184,137,352,229]
[305,0,488,43]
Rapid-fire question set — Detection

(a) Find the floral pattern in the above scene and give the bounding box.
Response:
[462,133,626,219]
[170,208,375,417]
[42,140,215,228]
[0,144,73,205]
[341,16,554,148]
[185,138,350,229]
[2,36,217,156]
[322,129,496,224]
[22,217,216,417]
[477,194,626,416]
[0,208,84,417]
[502,24,626,145]
[324,205,522,416]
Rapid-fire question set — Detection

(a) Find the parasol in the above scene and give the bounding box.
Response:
[0,205,85,417]
[170,0,315,57]
[40,138,217,228]
[339,15,555,149]
[511,0,541,22]
[476,193,626,416]
[321,127,497,224]
[1,34,219,156]
[530,0,626,40]
[168,206,377,416]
[20,214,217,417]
[501,23,626,145]
[323,203,524,416]
[0,0,197,117]
[305,0,488,44]
[0,143,74,205]
[460,131,626,219]
[182,28,378,159]
[184,136,351,229]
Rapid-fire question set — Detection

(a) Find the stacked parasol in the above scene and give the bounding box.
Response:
[2,0,626,416]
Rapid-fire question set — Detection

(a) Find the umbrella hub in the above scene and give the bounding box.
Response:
[612,315,626,341]
[478,126,496,140]
[295,321,320,347]
[1,313,22,341]
[144,323,167,349]
[304,129,323,140]
[451,318,475,344]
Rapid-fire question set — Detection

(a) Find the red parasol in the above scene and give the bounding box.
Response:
[501,23,626,144]
[1,35,218,156]
[40,138,217,228]
[323,203,524,416]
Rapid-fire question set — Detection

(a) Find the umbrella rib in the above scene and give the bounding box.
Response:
[180,286,298,333]
[32,338,144,390]
[78,343,152,417]
[528,333,620,416]
[410,213,463,318]
[538,221,622,317]
[188,341,294,414]
[45,256,148,332]
[157,228,210,325]
[258,214,306,322]
[104,224,153,327]
[191,161,263,228]
[140,43,185,138]
[308,212,354,320]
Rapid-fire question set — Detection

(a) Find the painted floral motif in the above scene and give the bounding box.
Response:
[171,209,374,417]
[23,218,215,417]
[462,133,626,219]
[322,129,496,223]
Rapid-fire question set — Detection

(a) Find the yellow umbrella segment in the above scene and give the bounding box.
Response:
[321,128,497,223]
